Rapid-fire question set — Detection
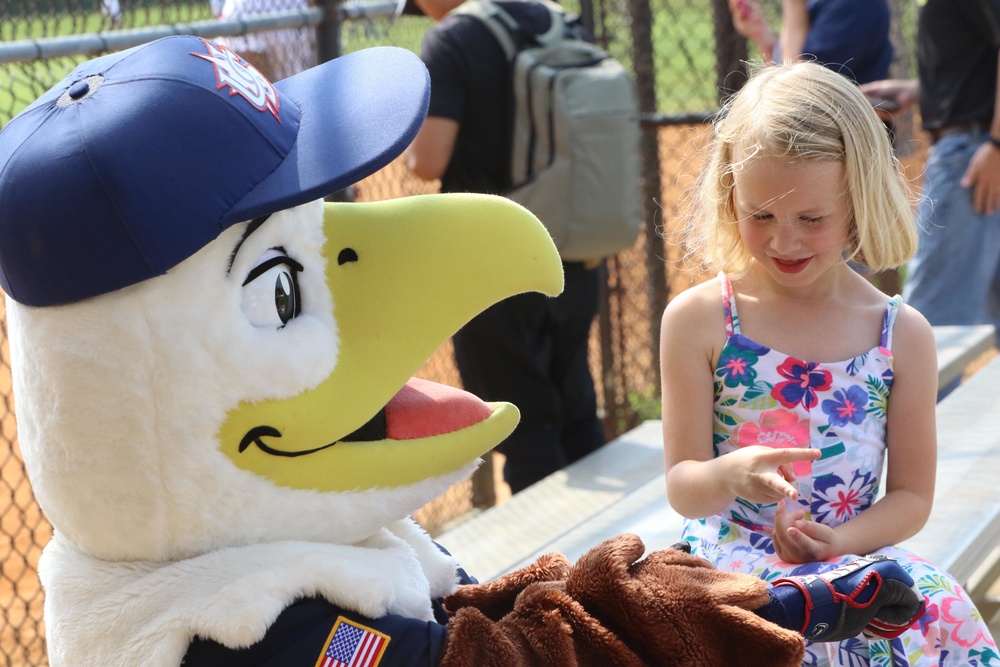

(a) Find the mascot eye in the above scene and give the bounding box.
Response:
[241,250,304,328]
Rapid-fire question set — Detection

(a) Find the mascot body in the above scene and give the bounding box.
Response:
[0,36,923,666]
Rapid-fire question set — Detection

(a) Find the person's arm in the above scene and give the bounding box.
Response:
[729,0,778,61]
[858,78,919,119]
[961,49,1000,215]
[660,281,729,518]
[770,304,938,563]
[778,0,808,62]
[405,18,467,184]
[405,116,460,183]
[660,280,820,519]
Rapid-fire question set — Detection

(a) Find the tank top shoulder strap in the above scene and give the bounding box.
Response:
[880,295,903,351]
[719,272,740,336]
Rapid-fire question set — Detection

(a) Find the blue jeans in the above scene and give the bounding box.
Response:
[904,129,1000,335]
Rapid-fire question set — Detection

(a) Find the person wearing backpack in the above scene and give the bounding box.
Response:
[401,0,615,493]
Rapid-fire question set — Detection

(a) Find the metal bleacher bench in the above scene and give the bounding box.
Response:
[436,324,999,620]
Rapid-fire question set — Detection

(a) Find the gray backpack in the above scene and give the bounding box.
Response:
[452,0,642,262]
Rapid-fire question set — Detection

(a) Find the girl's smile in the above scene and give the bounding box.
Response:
[772,256,812,273]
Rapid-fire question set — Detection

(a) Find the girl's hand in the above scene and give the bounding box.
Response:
[723,446,820,505]
[772,500,838,563]
[858,79,919,119]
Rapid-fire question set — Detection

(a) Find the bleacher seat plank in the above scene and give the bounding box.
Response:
[899,352,1000,608]
[439,420,667,582]
[933,324,995,390]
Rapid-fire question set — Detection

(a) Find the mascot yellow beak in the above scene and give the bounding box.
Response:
[218,194,563,492]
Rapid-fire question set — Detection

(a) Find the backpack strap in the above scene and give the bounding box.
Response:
[450,0,568,61]
[529,0,570,47]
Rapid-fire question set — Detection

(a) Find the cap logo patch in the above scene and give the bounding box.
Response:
[192,39,281,122]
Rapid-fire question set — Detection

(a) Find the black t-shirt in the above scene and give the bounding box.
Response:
[917,0,1000,129]
[420,1,552,194]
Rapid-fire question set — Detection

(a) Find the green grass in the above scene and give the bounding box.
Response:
[1,4,215,41]
[0,1,725,125]
[345,2,722,113]
[644,0,719,112]
[0,4,217,123]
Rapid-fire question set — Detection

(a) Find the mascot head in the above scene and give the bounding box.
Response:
[0,36,561,562]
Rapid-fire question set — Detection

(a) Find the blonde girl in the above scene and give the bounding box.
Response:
[660,61,997,665]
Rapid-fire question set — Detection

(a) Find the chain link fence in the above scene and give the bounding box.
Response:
[0,1,921,663]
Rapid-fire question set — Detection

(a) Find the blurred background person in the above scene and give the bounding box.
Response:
[729,0,892,85]
[861,0,1000,397]
[402,0,607,494]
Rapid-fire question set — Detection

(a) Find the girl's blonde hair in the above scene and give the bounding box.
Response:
[685,61,917,274]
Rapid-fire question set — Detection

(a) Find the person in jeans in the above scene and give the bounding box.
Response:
[401,0,606,493]
[862,0,1000,396]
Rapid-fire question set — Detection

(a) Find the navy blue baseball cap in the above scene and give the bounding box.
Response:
[0,36,430,306]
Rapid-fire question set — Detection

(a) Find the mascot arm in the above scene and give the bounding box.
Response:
[179,539,923,667]
[439,535,925,666]
[440,534,806,667]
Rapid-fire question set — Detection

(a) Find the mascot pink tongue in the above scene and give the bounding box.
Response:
[386,378,493,440]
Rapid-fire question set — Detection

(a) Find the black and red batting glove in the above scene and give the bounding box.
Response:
[772,554,927,642]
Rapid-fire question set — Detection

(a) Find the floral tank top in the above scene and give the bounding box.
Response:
[711,273,899,530]
[683,275,999,667]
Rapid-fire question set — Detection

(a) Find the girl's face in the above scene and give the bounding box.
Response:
[731,153,853,288]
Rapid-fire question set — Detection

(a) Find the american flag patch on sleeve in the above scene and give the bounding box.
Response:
[314,616,390,667]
